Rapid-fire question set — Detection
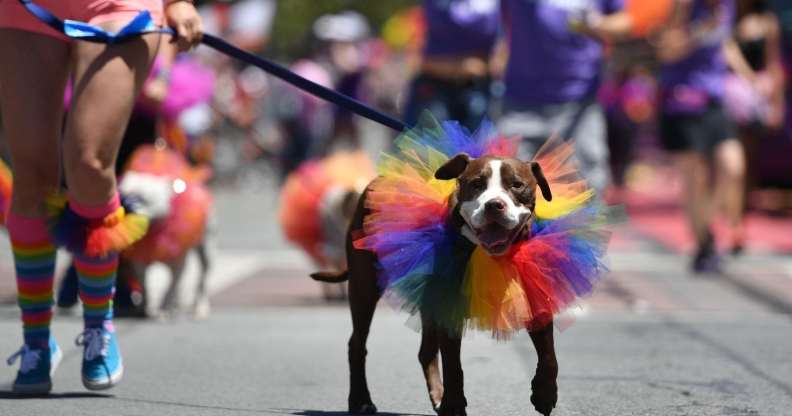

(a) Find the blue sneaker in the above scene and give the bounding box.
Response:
[76,327,123,390]
[7,338,63,395]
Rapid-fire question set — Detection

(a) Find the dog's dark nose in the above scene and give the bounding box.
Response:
[485,199,506,212]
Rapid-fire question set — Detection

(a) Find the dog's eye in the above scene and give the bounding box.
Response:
[470,178,486,190]
[511,181,524,189]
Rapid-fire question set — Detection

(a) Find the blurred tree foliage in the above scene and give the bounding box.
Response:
[197,0,418,58]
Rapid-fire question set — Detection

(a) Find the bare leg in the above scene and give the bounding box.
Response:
[437,330,466,416]
[62,27,160,205]
[529,322,558,416]
[674,152,713,251]
[714,138,746,252]
[0,30,69,391]
[0,30,69,215]
[418,318,444,411]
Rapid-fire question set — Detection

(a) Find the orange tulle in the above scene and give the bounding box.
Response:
[122,145,212,263]
[48,195,150,258]
[626,0,674,37]
[280,151,376,266]
[0,158,12,226]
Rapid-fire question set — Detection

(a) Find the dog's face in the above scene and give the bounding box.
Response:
[436,154,552,256]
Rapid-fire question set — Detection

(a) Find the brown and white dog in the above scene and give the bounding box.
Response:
[312,153,558,416]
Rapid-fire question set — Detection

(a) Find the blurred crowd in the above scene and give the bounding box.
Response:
[4,0,792,302]
[181,0,792,274]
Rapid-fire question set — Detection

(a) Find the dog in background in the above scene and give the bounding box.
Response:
[120,144,213,319]
[279,151,376,301]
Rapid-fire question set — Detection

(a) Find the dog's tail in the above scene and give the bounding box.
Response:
[310,270,349,283]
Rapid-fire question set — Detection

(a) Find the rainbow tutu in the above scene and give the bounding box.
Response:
[354,118,615,338]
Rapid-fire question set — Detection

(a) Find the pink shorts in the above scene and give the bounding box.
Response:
[0,0,164,41]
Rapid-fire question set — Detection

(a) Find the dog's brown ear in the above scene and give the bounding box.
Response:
[531,162,552,201]
[435,153,470,180]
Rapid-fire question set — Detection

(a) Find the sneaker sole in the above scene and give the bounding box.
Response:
[12,381,52,395]
[12,347,63,395]
[82,363,123,391]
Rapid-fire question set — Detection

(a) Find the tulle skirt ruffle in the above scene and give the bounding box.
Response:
[0,158,11,225]
[47,195,150,258]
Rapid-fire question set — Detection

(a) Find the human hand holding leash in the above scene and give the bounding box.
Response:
[165,0,202,51]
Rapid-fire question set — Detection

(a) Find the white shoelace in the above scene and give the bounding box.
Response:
[6,345,42,374]
[75,328,108,361]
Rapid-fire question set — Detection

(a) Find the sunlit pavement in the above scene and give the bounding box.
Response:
[1,183,792,415]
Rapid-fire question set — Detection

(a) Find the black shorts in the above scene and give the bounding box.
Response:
[659,103,736,155]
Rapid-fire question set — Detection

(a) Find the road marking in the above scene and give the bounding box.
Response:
[145,247,313,311]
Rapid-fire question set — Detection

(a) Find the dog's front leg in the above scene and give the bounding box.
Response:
[437,331,466,416]
[160,254,187,317]
[529,321,558,416]
[418,317,443,411]
[192,242,211,320]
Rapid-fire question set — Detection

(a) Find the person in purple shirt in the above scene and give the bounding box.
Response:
[498,0,632,193]
[656,0,744,273]
[403,0,500,130]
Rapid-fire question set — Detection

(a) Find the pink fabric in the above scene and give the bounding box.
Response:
[159,58,217,120]
[70,193,120,219]
[0,0,164,41]
[723,72,772,124]
[5,213,50,244]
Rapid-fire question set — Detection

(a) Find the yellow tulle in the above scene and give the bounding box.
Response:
[464,248,533,338]
[375,138,457,203]
[536,191,594,220]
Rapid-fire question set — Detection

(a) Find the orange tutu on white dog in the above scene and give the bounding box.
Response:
[279,151,376,267]
[121,144,212,263]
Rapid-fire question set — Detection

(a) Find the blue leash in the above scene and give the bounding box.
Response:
[17,0,409,133]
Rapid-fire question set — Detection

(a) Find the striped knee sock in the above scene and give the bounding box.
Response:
[7,214,56,348]
[70,194,121,329]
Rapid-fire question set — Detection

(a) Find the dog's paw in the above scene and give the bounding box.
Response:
[530,371,557,416]
[429,390,443,413]
[437,403,466,416]
[348,401,377,414]
[437,395,467,416]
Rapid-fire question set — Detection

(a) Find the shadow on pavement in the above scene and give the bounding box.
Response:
[0,390,112,399]
[277,409,433,416]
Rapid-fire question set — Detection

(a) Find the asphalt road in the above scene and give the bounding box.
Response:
[2,186,792,416]
[1,301,791,415]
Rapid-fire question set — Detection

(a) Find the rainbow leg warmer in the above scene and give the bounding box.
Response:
[69,195,122,328]
[7,214,56,348]
[48,193,148,328]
